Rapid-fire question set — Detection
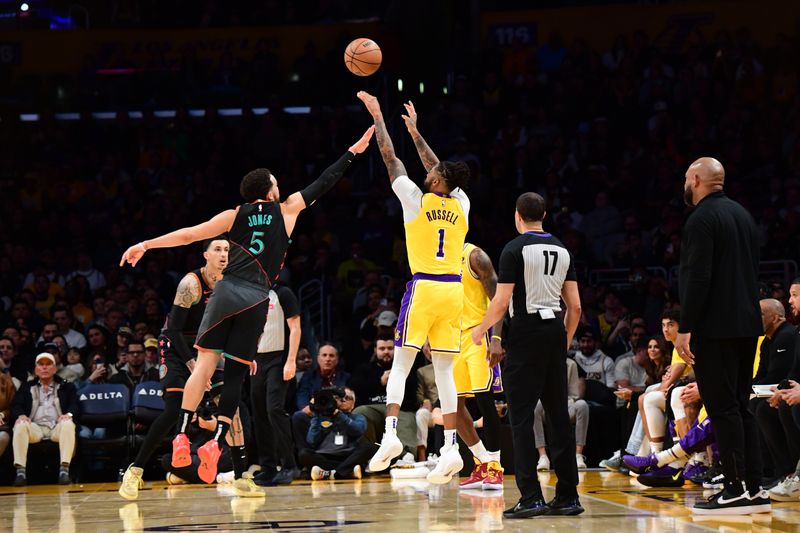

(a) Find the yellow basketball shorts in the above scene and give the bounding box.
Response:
[454,327,493,396]
[395,274,463,353]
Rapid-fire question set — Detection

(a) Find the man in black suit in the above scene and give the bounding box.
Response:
[674,157,768,515]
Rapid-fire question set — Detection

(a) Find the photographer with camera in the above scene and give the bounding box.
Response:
[301,387,377,480]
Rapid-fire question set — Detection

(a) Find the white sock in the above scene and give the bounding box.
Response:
[468,441,491,463]
[385,416,398,434]
[487,450,501,463]
[650,441,664,453]
[444,429,457,448]
[655,445,688,467]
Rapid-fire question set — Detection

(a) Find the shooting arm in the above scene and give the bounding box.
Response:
[373,113,407,184]
[408,127,440,173]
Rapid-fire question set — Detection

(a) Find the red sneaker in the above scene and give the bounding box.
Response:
[171,433,192,468]
[197,439,222,484]
[482,460,504,490]
[459,459,488,490]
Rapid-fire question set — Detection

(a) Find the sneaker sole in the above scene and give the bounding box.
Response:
[459,481,484,490]
[547,506,585,516]
[427,461,463,485]
[692,505,761,515]
[197,445,221,484]
[368,443,403,472]
[537,468,550,472]
[769,493,800,502]
[171,445,192,469]
[234,487,266,498]
[482,481,504,491]
[118,488,139,501]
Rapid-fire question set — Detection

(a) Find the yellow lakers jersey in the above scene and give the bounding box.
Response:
[405,193,468,275]
[462,243,489,329]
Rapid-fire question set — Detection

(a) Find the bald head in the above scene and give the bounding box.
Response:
[684,157,725,207]
[760,298,786,337]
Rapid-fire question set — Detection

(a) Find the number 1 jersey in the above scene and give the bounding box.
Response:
[225,201,288,289]
[392,175,469,275]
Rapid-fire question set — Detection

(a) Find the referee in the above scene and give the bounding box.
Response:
[250,283,302,486]
[472,192,583,518]
[674,157,768,515]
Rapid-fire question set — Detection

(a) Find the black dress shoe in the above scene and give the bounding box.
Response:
[503,498,549,519]
[252,468,278,484]
[256,467,300,486]
[547,495,585,516]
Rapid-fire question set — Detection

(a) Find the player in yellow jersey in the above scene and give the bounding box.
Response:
[455,242,507,491]
[358,92,470,483]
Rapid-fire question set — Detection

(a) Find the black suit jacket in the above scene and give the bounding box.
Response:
[678,192,762,339]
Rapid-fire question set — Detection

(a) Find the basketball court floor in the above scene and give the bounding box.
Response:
[3,470,800,532]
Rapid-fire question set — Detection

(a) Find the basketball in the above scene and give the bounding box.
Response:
[344,38,382,76]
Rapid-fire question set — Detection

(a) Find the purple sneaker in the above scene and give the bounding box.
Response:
[638,465,685,487]
[683,462,708,484]
[623,454,658,474]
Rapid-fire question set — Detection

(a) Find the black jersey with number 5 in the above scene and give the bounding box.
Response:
[224,201,288,289]
[497,231,576,318]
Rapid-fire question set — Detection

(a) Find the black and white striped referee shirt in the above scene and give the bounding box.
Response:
[497,231,576,318]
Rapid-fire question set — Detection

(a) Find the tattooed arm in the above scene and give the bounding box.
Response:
[470,247,505,367]
[162,273,201,364]
[357,91,407,183]
[401,101,440,173]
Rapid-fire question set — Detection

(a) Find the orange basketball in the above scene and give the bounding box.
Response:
[344,38,382,76]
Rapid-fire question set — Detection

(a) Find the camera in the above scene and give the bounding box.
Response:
[310,387,346,417]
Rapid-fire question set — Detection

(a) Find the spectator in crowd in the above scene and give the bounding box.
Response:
[0,335,25,386]
[52,306,87,350]
[295,347,312,384]
[0,365,15,459]
[86,325,114,359]
[114,326,134,369]
[303,387,376,480]
[36,321,59,348]
[292,343,350,454]
[109,340,159,393]
[58,347,85,383]
[11,353,79,485]
[572,329,616,406]
[348,332,420,458]
[143,337,159,366]
[66,252,107,293]
[535,356,590,471]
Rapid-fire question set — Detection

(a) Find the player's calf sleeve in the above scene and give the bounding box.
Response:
[431,353,457,414]
[386,346,416,406]
[474,392,500,451]
[218,357,251,419]
[134,393,182,468]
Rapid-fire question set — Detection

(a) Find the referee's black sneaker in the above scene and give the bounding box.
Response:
[546,494,585,516]
[503,497,549,518]
[692,485,771,515]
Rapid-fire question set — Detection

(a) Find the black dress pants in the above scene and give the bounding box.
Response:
[752,397,800,477]
[505,315,578,502]
[297,442,378,478]
[693,337,761,488]
[250,351,296,469]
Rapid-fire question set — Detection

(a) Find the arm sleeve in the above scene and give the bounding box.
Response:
[391,176,423,223]
[300,151,355,206]
[276,286,300,318]
[163,305,195,363]
[679,216,714,333]
[497,243,520,284]
[449,188,471,224]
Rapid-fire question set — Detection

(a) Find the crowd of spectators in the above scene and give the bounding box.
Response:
[0,19,799,484]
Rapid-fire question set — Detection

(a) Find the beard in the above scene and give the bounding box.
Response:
[683,185,695,207]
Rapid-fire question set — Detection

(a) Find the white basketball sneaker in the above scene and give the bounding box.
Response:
[368,431,404,472]
[427,444,463,484]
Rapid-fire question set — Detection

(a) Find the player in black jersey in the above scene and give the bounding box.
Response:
[120,125,374,495]
[118,237,228,500]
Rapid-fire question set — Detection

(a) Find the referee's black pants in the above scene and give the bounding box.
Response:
[505,315,578,502]
[693,337,762,490]
[250,351,297,470]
